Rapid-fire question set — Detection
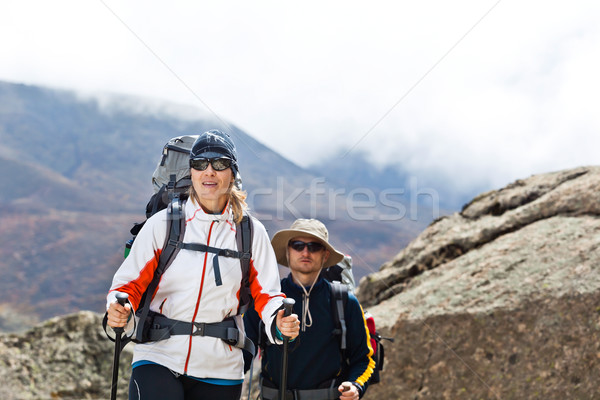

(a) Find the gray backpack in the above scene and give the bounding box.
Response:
[151,135,198,193]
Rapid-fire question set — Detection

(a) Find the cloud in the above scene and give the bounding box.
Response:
[1,0,599,197]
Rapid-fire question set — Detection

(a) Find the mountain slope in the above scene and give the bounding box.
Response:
[308,149,471,212]
[0,80,431,323]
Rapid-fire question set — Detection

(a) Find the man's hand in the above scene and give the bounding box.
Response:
[338,382,360,399]
[276,309,300,340]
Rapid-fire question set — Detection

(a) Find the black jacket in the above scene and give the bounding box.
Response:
[243,274,375,396]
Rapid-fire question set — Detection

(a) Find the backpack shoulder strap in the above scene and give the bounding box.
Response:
[135,188,186,342]
[330,280,348,351]
[236,213,253,315]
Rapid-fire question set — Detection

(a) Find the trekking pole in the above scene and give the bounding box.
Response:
[110,292,129,400]
[279,298,295,400]
[247,350,255,400]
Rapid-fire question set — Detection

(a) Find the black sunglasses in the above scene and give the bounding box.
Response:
[288,240,325,253]
[190,157,232,172]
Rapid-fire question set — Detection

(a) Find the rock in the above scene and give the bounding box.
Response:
[369,292,600,399]
[357,166,600,399]
[0,311,132,399]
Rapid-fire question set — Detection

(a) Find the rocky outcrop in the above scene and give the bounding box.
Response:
[0,311,132,400]
[357,166,600,399]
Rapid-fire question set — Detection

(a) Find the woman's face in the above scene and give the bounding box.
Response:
[190,161,233,212]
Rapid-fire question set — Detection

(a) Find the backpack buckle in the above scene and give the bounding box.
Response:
[221,249,235,258]
[223,327,241,346]
[191,322,206,336]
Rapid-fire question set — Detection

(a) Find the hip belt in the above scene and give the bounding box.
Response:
[260,381,339,400]
[149,315,255,356]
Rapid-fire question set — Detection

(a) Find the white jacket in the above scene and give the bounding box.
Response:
[107,199,284,380]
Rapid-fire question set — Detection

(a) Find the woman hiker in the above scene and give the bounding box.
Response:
[105,130,300,400]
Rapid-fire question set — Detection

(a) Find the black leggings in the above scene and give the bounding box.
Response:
[129,364,243,400]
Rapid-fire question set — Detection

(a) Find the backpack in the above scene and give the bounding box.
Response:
[321,254,356,291]
[329,280,393,385]
[105,135,255,354]
[125,135,199,253]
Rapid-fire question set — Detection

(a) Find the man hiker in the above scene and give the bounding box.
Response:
[244,218,375,400]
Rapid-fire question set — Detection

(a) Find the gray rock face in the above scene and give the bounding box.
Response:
[0,311,132,400]
[357,166,600,399]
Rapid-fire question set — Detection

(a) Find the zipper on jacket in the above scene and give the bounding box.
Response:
[184,220,216,374]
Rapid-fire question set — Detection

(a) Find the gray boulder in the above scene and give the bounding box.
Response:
[0,311,132,400]
[358,166,600,399]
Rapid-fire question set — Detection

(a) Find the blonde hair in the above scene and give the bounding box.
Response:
[229,186,248,223]
[189,184,248,224]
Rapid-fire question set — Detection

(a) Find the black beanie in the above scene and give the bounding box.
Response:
[190,130,239,177]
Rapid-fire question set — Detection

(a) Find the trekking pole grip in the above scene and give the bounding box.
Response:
[283,298,295,316]
[116,292,129,305]
[282,298,295,337]
[114,292,129,334]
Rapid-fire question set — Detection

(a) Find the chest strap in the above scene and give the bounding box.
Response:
[149,315,255,356]
[178,242,247,287]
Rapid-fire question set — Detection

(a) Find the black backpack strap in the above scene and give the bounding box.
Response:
[236,214,253,315]
[135,192,186,343]
[330,281,348,351]
[148,184,168,218]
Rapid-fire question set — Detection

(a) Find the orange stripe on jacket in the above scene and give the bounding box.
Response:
[112,249,162,310]
[246,259,284,319]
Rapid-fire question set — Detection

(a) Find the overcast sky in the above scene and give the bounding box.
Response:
[1,1,599,196]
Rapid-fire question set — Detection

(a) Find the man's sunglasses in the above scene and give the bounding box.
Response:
[288,240,325,253]
[190,157,232,171]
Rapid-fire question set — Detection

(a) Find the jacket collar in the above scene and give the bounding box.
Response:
[185,197,233,224]
[284,273,327,294]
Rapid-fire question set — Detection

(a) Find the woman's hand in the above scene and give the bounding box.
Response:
[276,309,300,340]
[106,300,132,328]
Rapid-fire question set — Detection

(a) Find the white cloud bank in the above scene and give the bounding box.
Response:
[1,0,598,194]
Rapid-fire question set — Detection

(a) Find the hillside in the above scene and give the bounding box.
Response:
[0,80,430,325]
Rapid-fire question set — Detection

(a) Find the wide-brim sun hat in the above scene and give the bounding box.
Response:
[271,218,345,268]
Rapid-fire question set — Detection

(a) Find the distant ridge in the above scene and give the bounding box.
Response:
[0,80,431,324]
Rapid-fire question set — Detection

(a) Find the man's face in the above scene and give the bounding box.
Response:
[287,236,330,274]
